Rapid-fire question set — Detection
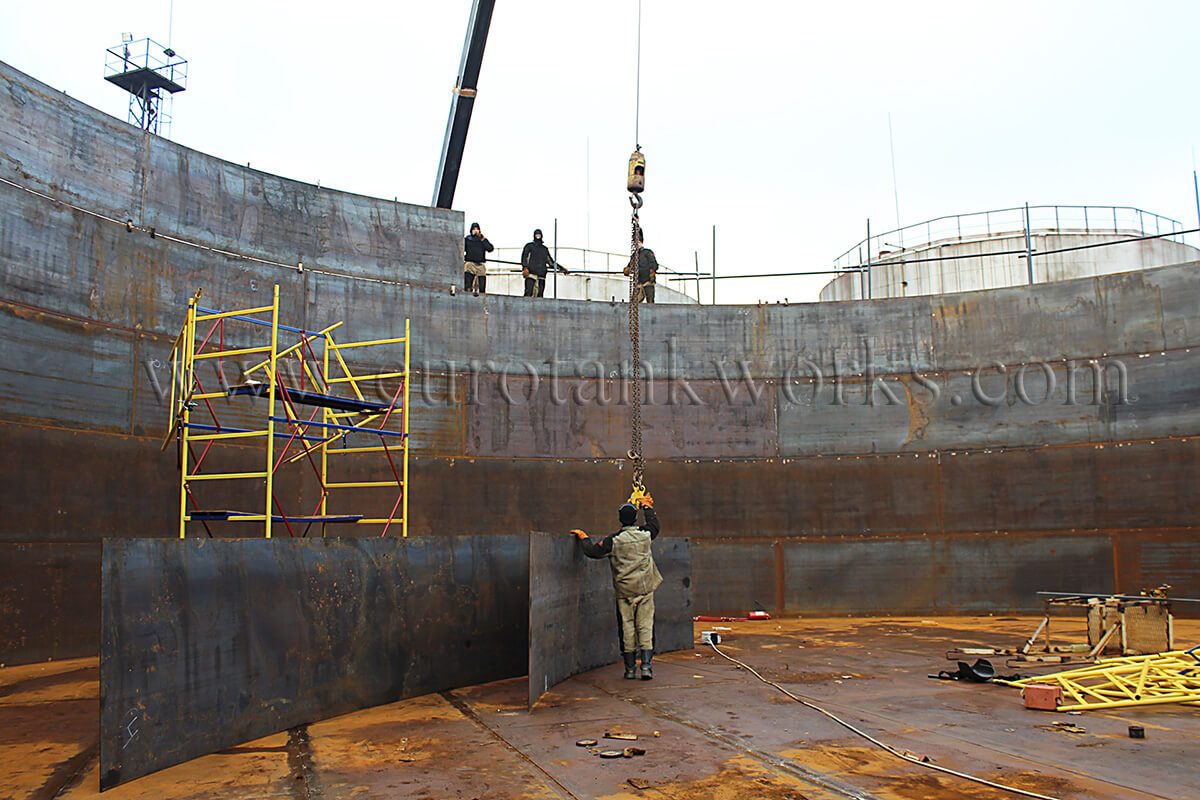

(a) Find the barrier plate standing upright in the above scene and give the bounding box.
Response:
[528,533,692,708]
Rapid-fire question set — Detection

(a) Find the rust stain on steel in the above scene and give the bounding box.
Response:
[464,376,778,461]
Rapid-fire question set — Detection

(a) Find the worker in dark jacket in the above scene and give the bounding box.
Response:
[463,222,494,294]
[573,493,660,679]
[521,228,569,297]
[623,228,657,303]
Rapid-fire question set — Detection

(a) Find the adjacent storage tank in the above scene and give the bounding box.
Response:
[821,205,1200,300]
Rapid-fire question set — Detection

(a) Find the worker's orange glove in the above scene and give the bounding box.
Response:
[522,268,529,278]
[571,529,588,540]
[637,492,654,509]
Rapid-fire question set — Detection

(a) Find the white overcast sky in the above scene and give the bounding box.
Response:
[3,1,1200,302]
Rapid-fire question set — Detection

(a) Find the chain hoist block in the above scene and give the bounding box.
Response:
[627,148,645,194]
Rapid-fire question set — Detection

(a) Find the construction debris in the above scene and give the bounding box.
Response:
[948,590,1195,668]
[577,733,648,761]
[999,649,1200,711]
[1035,721,1087,734]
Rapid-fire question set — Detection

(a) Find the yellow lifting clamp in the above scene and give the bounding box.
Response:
[628,484,652,508]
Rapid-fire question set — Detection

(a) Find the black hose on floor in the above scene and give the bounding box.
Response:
[707,642,1062,800]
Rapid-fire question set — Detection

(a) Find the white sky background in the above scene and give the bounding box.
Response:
[3,1,1200,303]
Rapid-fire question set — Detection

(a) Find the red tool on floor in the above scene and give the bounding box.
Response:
[694,611,771,622]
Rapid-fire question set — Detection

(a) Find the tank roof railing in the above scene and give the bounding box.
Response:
[491,244,709,302]
[832,205,1187,272]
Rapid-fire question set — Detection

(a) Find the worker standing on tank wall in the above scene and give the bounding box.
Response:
[623,228,657,303]
[521,228,569,297]
[463,222,493,295]
[573,493,660,680]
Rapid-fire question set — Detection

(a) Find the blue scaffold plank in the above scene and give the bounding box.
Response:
[228,383,398,415]
[183,422,329,445]
[196,307,319,337]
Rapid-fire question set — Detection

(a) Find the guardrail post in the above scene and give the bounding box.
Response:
[865,218,873,299]
[712,224,717,305]
[1024,202,1034,284]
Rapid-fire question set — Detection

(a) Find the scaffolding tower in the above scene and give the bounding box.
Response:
[165,286,411,538]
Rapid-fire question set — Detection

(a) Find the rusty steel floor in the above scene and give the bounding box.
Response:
[4,617,1199,800]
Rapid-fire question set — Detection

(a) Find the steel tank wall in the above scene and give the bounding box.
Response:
[4,60,1200,661]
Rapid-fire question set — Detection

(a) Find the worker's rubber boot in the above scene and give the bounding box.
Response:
[623,651,638,680]
[639,650,653,680]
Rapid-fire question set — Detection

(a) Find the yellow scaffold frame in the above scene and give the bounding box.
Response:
[999,648,1200,711]
[165,285,411,538]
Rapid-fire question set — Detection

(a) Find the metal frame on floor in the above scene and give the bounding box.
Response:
[1000,647,1200,711]
[164,286,411,538]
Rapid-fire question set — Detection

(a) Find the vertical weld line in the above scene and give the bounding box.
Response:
[130,333,139,435]
[773,540,785,613]
[1111,531,1122,595]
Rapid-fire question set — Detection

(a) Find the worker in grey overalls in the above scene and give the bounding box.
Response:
[573,493,661,679]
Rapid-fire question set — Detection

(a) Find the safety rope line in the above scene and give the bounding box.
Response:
[707,642,1063,800]
[627,203,644,493]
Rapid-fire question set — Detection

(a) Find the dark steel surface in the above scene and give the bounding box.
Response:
[0,543,100,663]
[5,54,1200,668]
[527,533,692,709]
[99,536,529,789]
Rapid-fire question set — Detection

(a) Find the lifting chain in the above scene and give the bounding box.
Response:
[627,196,645,494]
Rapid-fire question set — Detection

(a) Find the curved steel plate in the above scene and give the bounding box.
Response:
[528,533,692,709]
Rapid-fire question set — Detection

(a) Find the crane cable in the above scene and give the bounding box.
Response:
[707,642,1063,800]
[626,0,646,497]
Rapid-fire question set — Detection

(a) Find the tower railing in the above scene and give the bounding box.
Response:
[831,204,1187,272]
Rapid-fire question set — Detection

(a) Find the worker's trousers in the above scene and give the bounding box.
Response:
[616,591,655,653]
[523,276,546,297]
[463,262,487,294]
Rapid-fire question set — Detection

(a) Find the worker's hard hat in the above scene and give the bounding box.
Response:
[618,503,638,525]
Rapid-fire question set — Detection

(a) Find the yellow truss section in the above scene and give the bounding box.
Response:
[999,649,1200,711]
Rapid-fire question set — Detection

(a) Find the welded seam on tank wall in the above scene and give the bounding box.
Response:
[5,289,1196,393]
[687,528,1200,545]
[0,412,1195,465]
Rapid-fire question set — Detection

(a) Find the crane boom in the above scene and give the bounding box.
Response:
[432,0,496,209]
